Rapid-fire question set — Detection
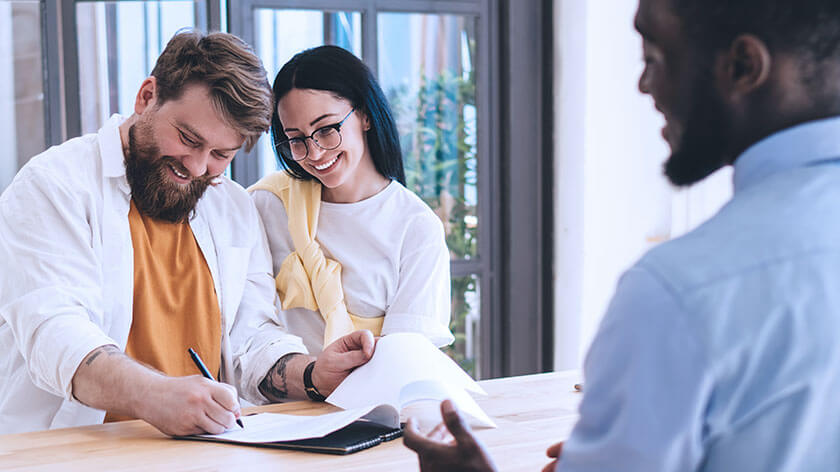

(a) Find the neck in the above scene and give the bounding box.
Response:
[322,172,390,203]
[118,115,139,156]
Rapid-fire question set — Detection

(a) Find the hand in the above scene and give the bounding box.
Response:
[542,441,564,472]
[136,375,241,436]
[311,329,375,395]
[403,399,497,472]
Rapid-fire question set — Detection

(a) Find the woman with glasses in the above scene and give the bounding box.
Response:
[249,45,454,361]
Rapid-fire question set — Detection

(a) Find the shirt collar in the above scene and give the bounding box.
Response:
[733,115,840,193]
[99,114,128,179]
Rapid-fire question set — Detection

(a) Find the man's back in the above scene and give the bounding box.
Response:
[560,118,840,471]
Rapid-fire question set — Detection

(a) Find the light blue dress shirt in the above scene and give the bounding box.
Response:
[558,117,840,471]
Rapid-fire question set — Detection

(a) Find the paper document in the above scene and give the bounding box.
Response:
[327,332,496,428]
[195,404,399,443]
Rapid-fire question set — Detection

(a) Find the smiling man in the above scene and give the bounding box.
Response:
[0,31,374,436]
[405,0,840,470]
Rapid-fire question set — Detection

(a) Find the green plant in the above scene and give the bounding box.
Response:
[387,62,479,377]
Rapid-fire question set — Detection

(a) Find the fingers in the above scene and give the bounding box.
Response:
[326,330,376,371]
[403,418,450,456]
[542,459,559,472]
[210,382,241,418]
[440,399,476,447]
[201,388,238,432]
[546,441,564,458]
[340,330,375,358]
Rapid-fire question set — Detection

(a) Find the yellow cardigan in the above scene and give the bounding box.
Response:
[249,172,384,346]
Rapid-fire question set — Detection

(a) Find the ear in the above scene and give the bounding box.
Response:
[719,34,772,99]
[134,77,158,115]
[359,109,371,131]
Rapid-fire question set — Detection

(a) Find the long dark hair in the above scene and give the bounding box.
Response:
[271,45,405,185]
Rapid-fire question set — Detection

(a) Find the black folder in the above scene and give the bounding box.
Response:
[182,420,403,455]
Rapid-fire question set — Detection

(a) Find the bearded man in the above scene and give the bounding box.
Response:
[0,31,374,436]
[405,0,840,470]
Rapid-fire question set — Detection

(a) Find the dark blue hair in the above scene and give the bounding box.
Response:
[270,45,405,185]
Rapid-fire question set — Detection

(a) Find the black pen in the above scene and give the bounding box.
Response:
[188,347,244,429]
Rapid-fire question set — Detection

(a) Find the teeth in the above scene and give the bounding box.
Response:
[313,155,339,171]
[169,164,189,179]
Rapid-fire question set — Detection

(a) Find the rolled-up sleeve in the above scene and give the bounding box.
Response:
[0,166,116,401]
[557,265,708,472]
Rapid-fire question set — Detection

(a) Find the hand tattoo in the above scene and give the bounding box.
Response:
[259,354,296,402]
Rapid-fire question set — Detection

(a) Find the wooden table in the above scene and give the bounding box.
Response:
[0,371,581,471]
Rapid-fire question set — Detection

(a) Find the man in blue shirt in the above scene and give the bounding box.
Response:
[404,0,840,470]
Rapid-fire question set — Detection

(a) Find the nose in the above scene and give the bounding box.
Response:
[638,68,650,95]
[305,141,329,163]
[181,150,210,178]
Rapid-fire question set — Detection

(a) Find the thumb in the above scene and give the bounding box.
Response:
[440,399,477,446]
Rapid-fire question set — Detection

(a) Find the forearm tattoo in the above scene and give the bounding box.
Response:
[259,354,296,402]
[84,345,121,366]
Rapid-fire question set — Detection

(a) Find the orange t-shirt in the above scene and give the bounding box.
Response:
[105,200,222,422]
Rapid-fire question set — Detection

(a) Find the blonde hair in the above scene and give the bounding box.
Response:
[151,30,271,151]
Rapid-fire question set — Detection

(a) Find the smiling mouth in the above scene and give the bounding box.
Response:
[168,163,190,181]
[311,154,341,172]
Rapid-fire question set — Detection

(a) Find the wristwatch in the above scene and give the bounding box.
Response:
[303,360,327,402]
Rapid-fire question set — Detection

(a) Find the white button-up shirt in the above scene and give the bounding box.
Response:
[0,115,307,434]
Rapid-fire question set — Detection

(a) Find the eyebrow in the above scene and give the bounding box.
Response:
[175,121,241,152]
[284,113,339,133]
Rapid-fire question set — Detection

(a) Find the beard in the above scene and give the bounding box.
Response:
[663,69,734,187]
[124,118,214,223]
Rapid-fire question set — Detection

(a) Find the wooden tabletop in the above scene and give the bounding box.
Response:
[0,371,581,471]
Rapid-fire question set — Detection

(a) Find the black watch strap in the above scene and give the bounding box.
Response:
[303,361,326,402]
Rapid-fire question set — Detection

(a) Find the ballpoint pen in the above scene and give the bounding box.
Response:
[188,347,244,429]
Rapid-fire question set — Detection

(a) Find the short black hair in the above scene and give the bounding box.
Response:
[673,0,840,62]
[270,45,405,185]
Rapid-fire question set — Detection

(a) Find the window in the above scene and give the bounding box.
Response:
[75,1,198,134]
[0,0,45,192]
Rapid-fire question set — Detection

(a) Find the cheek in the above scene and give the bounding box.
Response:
[208,159,232,176]
[341,130,367,155]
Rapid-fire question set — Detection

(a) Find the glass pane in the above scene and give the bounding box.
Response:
[378,13,479,260]
[253,9,362,178]
[76,1,197,135]
[0,0,45,193]
[444,275,480,379]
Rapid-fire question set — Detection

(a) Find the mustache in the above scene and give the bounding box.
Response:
[161,157,215,184]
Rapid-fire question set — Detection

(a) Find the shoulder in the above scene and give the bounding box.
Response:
[250,186,289,229]
[5,134,102,201]
[248,171,294,197]
[385,183,446,243]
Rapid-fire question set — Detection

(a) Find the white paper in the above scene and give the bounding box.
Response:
[327,332,496,428]
[194,404,398,444]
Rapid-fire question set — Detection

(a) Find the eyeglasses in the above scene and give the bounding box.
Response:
[277,108,355,161]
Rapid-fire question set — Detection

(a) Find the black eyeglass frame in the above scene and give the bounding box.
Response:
[276,108,356,161]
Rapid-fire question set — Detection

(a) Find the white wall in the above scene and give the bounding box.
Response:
[553,0,732,370]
